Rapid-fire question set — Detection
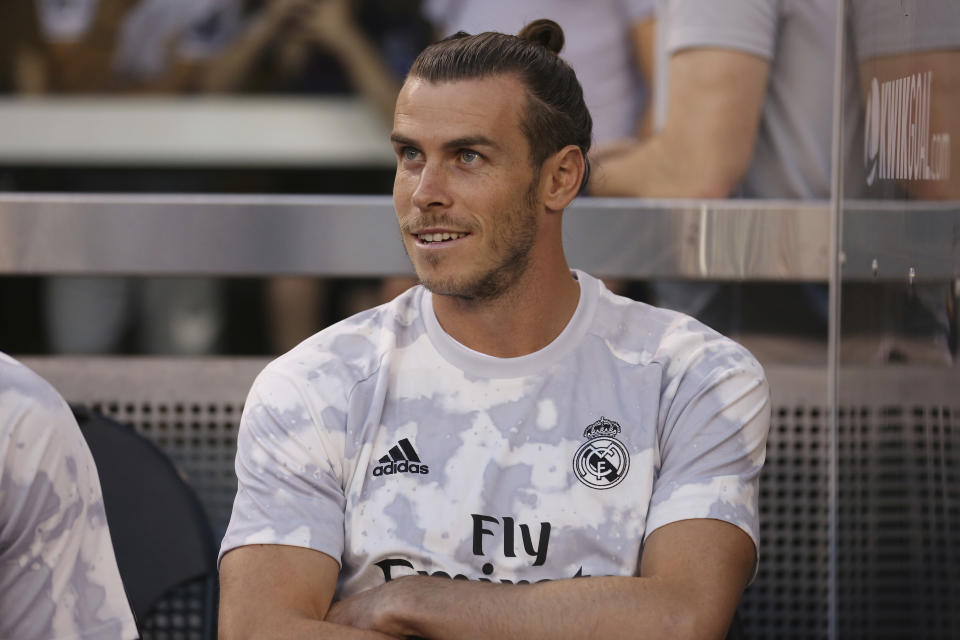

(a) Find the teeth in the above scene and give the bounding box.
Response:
[418,232,466,243]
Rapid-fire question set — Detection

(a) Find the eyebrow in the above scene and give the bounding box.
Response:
[390,133,502,152]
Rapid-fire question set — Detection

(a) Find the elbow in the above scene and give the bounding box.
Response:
[685,180,734,200]
[218,613,259,640]
[682,164,745,199]
[656,606,699,640]
[654,603,730,640]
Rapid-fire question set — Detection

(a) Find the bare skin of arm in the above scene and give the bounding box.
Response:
[12,46,47,94]
[590,48,769,198]
[202,0,398,124]
[201,0,312,93]
[326,518,755,640]
[219,544,399,640]
[631,16,657,139]
[859,50,960,200]
[297,0,400,124]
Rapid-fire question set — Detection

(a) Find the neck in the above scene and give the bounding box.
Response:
[431,260,580,358]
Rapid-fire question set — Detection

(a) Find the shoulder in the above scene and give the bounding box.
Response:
[589,285,764,384]
[0,353,90,534]
[663,0,780,58]
[0,353,79,453]
[0,354,137,640]
[249,287,425,407]
[0,352,69,413]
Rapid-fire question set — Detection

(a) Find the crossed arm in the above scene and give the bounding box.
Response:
[219,517,754,640]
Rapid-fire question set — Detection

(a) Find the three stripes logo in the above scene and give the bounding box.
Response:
[372,437,430,477]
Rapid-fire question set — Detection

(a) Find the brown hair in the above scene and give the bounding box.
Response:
[408,19,592,182]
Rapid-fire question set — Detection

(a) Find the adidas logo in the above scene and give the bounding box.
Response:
[373,438,430,477]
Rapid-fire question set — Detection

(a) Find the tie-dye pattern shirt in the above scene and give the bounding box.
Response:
[0,353,138,640]
[221,271,769,599]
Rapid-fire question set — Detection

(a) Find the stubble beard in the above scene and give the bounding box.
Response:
[407,178,540,303]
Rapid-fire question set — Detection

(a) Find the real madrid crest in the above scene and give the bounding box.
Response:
[573,417,630,489]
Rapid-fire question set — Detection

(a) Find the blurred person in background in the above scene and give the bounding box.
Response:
[0,0,237,93]
[194,0,430,353]
[0,0,240,354]
[589,0,847,358]
[0,352,137,640]
[423,0,656,145]
[840,0,960,362]
[201,0,428,121]
[2,0,430,355]
[850,0,960,201]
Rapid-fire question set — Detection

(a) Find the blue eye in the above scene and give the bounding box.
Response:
[460,149,480,164]
[402,147,420,161]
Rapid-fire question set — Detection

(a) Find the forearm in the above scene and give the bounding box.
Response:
[593,134,738,199]
[202,15,279,92]
[370,575,703,640]
[219,545,399,640]
[592,48,768,199]
[221,614,396,640]
[13,47,47,94]
[323,28,400,125]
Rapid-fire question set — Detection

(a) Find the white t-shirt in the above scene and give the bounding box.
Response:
[423,0,656,145]
[0,353,138,640]
[221,271,770,599]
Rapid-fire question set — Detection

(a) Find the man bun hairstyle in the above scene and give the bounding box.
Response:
[408,19,592,183]
[518,18,564,54]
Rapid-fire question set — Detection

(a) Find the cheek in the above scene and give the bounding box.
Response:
[393,173,413,212]
[393,170,408,199]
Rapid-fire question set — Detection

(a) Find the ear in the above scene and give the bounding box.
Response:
[540,145,586,212]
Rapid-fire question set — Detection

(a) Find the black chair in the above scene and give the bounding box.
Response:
[74,406,218,640]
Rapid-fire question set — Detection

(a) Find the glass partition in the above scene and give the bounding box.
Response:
[837,1,960,637]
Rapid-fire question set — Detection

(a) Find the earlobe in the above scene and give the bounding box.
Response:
[543,145,586,211]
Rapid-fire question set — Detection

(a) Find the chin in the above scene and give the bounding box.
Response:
[420,269,521,302]
[417,275,471,299]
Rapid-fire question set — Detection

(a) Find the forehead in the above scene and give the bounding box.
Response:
[393,74,529,147]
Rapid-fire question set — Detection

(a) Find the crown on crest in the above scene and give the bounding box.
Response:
[583,416,621,439]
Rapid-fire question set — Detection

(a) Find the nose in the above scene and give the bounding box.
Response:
[411,161,452,210]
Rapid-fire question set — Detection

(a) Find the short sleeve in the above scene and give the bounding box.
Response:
[219,367,348,567]
[0,371,138,640]
[645,333,770,558]
[621,0,656,23]
[664,0,778,60]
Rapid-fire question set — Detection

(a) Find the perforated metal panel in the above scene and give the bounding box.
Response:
[743,367,831,640]
[88,396,245,541]
[137,580,213,640]
[835,368,960,640]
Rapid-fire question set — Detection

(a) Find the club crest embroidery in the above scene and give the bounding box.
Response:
[573,417,630,490]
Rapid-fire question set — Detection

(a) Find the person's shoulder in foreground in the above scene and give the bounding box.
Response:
[0,353,138,640]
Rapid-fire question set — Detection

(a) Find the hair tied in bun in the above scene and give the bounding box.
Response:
[518,18,564,55]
